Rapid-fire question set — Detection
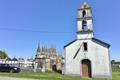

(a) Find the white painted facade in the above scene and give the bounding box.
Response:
[64,2,112,79]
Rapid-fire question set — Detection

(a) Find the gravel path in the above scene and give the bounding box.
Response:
[0,76,38,80]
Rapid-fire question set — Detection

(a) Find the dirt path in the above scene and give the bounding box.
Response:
[0,76,38,80]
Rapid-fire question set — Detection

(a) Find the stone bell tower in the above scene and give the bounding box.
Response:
[77,2,94,39]
[64,2,112,79]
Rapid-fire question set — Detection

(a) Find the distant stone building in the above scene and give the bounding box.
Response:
[0,59,6,64]
[111,60,120,68]
[35,44,62,71]
[0,57,35,71]
[17,58,35,70]
[0,57,18,65]
[6,57,18,65]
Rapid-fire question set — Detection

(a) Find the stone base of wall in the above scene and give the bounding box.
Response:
[93,75,112,80]
[64,73,112,79]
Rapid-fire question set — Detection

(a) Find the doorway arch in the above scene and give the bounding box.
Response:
[82,59,92,78]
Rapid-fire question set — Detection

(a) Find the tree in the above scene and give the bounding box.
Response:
[0,50,8,59]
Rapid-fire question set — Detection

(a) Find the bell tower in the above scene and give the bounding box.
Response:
[77,2,94,39]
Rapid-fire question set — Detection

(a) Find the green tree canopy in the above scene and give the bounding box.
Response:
[0,50,8,59]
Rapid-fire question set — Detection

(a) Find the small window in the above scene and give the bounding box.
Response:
[82,10,86,17]
[83,42,88,51]
[82,20,87,31]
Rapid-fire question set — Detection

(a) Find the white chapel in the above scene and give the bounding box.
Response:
[64,2,112,79]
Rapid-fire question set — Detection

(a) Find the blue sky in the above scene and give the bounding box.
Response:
[0,0,119,60]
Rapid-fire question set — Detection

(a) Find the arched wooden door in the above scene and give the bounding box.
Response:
[82,59,91,78]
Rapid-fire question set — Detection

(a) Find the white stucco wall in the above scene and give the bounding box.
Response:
[64,39,112,79]
[77,33,94,39]
[87,20,93,31]
[77,21,82,32]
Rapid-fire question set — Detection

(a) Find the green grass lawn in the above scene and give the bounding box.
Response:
[0,71,81,80]
[0,70,120,80]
